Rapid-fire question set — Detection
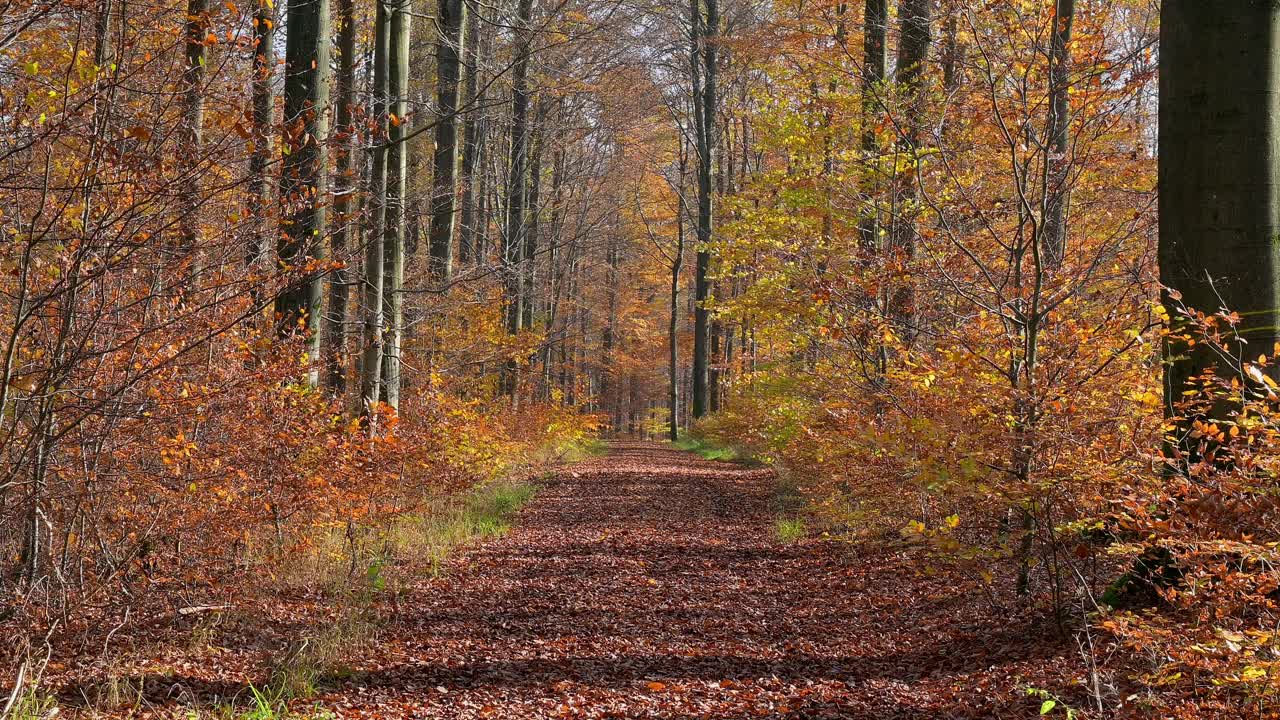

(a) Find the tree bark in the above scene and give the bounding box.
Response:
[361,0,389,423]
[1042,0,1074,268]
[523,110,544,331]
[428,0,467,281]
[889,0,930,341]
[325,0,357,394]
[670,144,687,441]
[179,0,208,259]
[502,0,533,396]
[276,0,332,387]
[691,0,717,419]
[1159,1,1280,429]
[380,0,410,410]
[248,0,275,277]
[858,0,886,253]
[458,0,486,265]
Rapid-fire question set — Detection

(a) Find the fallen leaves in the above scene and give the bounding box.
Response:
[30,443,1095,719]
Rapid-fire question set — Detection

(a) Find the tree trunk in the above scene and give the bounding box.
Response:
[248,0,275,278]
[380,0,410,410]
[1159,2,1280,433]
[361,0,389,423]
[1042,0,1074,268]
[179,0,208,260]
[691,0,717,419]
[888,0,930,341]
[428,0,466,281]
[458,0,485,265]
[602,234,619,431]
[325,0,357,394]
[858,0,886,253]
[276,0,332,386]
[502,0,533,397]
[522,111,544,331]
[670,144,687,441]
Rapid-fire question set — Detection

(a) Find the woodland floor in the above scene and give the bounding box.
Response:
[49,442,1091,718]
[307,441,1079,719]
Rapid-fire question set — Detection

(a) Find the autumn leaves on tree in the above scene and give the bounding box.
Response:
[3,0,1280,715]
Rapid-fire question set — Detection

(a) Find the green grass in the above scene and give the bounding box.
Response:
[5,683,58,720]
[555,437,609,462]
[775,518,807,543]
[240,482,536,717]
[386,482,535,576]
[672,435,739,461]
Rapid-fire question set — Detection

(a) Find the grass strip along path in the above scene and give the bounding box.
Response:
[311,442,1076,719]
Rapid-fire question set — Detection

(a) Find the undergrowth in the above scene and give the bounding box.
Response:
[672,435,739,461]
[4,685,57,720]
[252,480,536,712]
[23,480,541,720]
[773,474,808,543]
[552,437,609,463]
[775,518,806,543]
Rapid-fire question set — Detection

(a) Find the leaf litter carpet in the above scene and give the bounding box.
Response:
[319,442,1074,718]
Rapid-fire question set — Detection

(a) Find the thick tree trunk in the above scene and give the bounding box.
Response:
[276,0,332,386]
[858,0,886,253]
[428,0,466,281]
[325,0,357,394]
[691,0,717,419]
[602,235,619,431]
[541,145,566,398]
[888,0,930,341]
[523,113,544,331]
[709,310,721,412]
[1042,0,1074,268]
[502,0,533,397]
[380,0,410,410]
[248,0,275,276]
[360,0,389,423]
[458,0,485,265]
[1159,2,1280,429]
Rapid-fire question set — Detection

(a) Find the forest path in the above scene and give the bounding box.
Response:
[323,441,1068,719]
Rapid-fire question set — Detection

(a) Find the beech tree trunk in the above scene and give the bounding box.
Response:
[1042,0,1074,268]
[1159,1,1280,426]
[523,111,544,331]
[428,0,467,281]
[458,0,485,265]
[888,0,930,341]
[276,0,331,385]
[858,0,886,253]
[248,0,275,276]
[361,0,389,422]
[380,0,410,410]
[324,0,357,393]
[502,0,533,396]
[670,144,687,441]
[179,0,208,257]
[691,0,717,419]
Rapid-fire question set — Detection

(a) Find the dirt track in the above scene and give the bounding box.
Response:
[308,442,1072,718]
